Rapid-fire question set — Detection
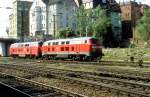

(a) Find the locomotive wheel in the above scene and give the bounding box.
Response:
[84,56,89,61]
[81,56,86,61]
[88,56,92,61]
[43,55,48,60]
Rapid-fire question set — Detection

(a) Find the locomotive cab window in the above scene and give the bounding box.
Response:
[91,39,100,45]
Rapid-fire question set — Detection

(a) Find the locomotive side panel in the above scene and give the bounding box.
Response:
[10,42,42,58]
[9,43,19,57]
[42,37,102,60]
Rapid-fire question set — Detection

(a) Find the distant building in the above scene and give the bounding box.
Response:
[81,0,109,9]
[9,0,32,41]
[29,0,46,38]
[42,0,78,38]
[120,1,141,40]
[120,1,149,42]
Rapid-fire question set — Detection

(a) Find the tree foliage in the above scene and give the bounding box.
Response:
[57,27,76,38]
[75,5,110,41]
[76,6,87,36]
[57,6,110,41]
[91,6,110,39]
[136,8,150,43]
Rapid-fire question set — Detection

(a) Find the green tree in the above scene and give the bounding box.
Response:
[57,27,76,38]
[76,6,87,36]
[91,6,110,41]
[136,8,150,45]
[75,5,110,41]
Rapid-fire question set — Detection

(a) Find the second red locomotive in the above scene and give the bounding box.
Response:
[9,37,102,61]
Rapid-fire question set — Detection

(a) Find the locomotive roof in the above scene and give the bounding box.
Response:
[10,41,42,47]
[44,37,95,43]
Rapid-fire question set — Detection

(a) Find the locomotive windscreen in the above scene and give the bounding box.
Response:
[90,38,100,45]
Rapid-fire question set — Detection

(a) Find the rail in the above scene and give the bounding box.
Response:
[0,72,87,97]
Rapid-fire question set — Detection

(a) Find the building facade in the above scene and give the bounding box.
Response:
[30,0,46,37]
[120,1,149,42]
[42,0,78,38]
[9,0,32,41]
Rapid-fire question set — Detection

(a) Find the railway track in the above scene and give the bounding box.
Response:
[0,82,32,97]
[4,58,150,78]
[0,63,150,97]
[2,62,150,81]
[0,72,87,97]
[7,57,150,67]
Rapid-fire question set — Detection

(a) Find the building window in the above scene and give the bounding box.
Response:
[66,22,69,27]
[49,23,51,28]
[43,15,45,20]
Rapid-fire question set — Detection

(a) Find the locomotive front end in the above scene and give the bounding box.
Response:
[89,38,103,60]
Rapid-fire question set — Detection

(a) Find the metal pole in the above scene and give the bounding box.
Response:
[21,10,24,42]
[53,15,56,39]
[52,13,62,39]
[46,5,49,35]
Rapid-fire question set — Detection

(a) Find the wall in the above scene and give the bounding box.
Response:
[0,43,6,56]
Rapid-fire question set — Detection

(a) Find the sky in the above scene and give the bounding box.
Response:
[0,0,150,38]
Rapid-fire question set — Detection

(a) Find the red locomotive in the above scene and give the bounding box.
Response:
[9,41,42,58]
[9,37,103,61]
